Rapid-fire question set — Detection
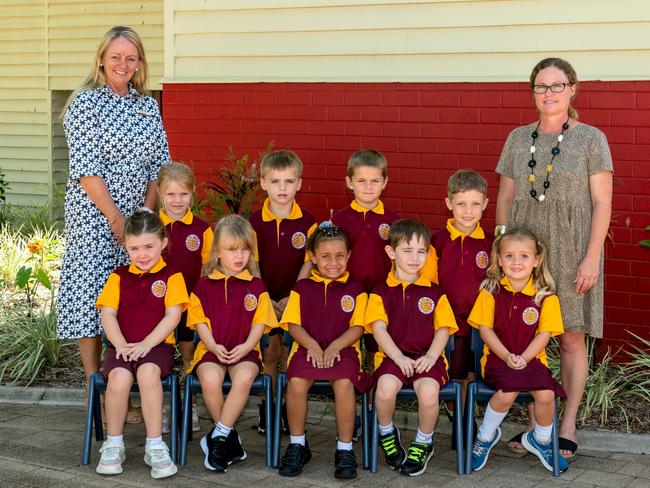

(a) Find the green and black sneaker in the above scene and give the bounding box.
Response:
[378,426,406,469]
[400,441,433,477]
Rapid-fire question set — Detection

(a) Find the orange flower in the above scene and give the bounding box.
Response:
[27,240,44,254]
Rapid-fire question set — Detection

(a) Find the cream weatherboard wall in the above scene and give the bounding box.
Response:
[164,0,650,83]
[0,0,164,206]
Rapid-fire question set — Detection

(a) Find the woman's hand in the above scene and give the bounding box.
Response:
[414,353,437,374]
[575,255,599,294]
[394,354,416,378]
[110,212,125,242]
[306,344,324,369]
[323,344,341,368]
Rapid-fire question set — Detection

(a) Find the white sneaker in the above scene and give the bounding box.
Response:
[192,403,200,432]
[161,406,169,434]
[144,441,178,479]
[96,441,125,475]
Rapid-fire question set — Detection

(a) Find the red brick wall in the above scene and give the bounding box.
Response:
[162,81,650,351]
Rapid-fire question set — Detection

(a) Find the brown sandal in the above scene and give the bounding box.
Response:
[507,432,528,454]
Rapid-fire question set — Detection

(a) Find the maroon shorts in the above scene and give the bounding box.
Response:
[191,350,261,374]
[103,344,175,380]
[176,311,195,343]
[375,355,448,389]
[484,356,566,398]
[449,333,474,381]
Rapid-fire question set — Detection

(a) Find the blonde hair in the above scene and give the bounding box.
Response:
[260,150,303,178]
[157,163,196,207]
[205,214,259,277]
[447,168,487,199]
[530,57,579,121]
[64,26,150,113]
[347,149,388,178]
[481,225,555,305]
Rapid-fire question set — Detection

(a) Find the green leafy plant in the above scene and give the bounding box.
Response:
[0,167,9,203]
[203,142,273,220]
[15,235,60,318]
[640,225,650,248]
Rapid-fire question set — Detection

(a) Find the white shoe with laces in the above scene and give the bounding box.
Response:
[144,441,178,479]
[96,441,125,475]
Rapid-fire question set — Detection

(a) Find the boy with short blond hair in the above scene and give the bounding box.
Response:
[366,219,458,476]
[249,149,317,434]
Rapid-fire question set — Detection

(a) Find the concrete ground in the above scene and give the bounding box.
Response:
[0,401,649,488]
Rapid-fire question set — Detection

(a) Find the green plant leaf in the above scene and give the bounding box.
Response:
[15,266,32,288]
[639,239,650,248]
[35,268,52,290]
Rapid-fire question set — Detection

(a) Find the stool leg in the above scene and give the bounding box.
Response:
[169,377,178,464]
[370,403,379,473]
[82,375,97,465]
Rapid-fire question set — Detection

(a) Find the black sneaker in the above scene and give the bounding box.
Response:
[280,402,290,435]
[226,428,247,465]
[334,449,358,479]
[257,401,266,435]
[378,426,406,469]
[400,441,433,477]
[278,442,312,477]
[199,428,228,472]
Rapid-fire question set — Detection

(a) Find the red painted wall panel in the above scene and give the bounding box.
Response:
[162,81,650,350]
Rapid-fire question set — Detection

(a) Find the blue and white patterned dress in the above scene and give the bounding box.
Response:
[56,84,171,339]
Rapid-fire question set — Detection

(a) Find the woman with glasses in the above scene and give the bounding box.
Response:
[494,58,613,460]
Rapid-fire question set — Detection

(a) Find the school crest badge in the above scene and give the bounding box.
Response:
[522,307,539,326]
[378,223,391,241]
[151,280,166,298]
[291,232,307,249]
[341,294,355,313]
[475,250,489,269]
[243,293,258,312]
[185,234,200,252]
[418,296,434,315]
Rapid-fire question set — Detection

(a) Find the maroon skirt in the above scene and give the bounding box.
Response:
[191,350,261,374]
[103,344,175,380]
[375,355,448,389]
[287,346,373,393]
[484,356,566,398]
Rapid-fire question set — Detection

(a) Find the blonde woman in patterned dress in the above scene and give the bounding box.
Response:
[57,26,171,417]
[494,58,613,459]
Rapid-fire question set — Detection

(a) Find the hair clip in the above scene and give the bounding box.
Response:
[319,220,334,229]
[138,207,154,214]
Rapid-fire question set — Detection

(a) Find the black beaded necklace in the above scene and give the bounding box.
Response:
[528,119,570,202]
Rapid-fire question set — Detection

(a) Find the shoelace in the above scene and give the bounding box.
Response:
[406,443,427,461]
[99,445,123,461]
[380,433,399,455]
[472,439,490,456]
[148,446,171,465]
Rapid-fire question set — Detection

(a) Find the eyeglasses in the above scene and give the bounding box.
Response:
[532,83,572,94]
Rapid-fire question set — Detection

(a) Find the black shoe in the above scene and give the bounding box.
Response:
[226,428,247,465]
[279,442,312,477]
[280,402,290,435]
[400,441,433,477]
[199,428,228,472]
[334,449,358,479]
[378,426,406,469]
[257,401,266,435]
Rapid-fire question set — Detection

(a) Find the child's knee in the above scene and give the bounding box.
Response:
[375,377,400,402]
[533,389,555,405]
[107,369,134,391]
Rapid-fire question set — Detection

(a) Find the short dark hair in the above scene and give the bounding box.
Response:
[447,168,487,199]
[388,219,431,249]
[347,149,388,178]
[307,222,349,255]
[123,209,166,242]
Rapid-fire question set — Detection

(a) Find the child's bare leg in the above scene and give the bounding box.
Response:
[137,363,164,438]
[530,390,555,428]
[286,377,314,435]
[413,378,440,435]
[374,374,401,427]
[508,403,536,451]
[196,362,227,422]
[179,341,195,373]
[331,379,356,443]
[219,362,259,427]
[263,334,282,393]
[105,368,134,436]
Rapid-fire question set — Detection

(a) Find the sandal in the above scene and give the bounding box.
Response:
[126,407,143,424]
[558,437,577,459]
[507,432,528,454]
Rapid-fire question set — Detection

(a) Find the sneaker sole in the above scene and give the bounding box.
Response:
[402,450,433,477]
[228,449,248,465]
[521,432,566,473]
[278,449,312,477]
[200,436,226,472]
[472,427,502,472]
[335,469,358,479]
[149,463,178,479]
[96,463,123,475]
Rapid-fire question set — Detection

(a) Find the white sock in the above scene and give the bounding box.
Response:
[533,423,553,445]
[415,428,433,445]
[478,404,508,442]
[290,434,306,446]
[106,434,123,446]
[337,440,353,451]
[145,436,163,446]
[212,422,232,438]
[378,422,394,436]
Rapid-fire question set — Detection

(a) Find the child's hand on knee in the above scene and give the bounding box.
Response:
[395,354,415,378]
[323,345,341,368]
[212,343,229,363]
[227,344,251,364]
[115,344,133,361]
[306,345,324,368]
[126,342,152,361]
[414,353,437,374]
